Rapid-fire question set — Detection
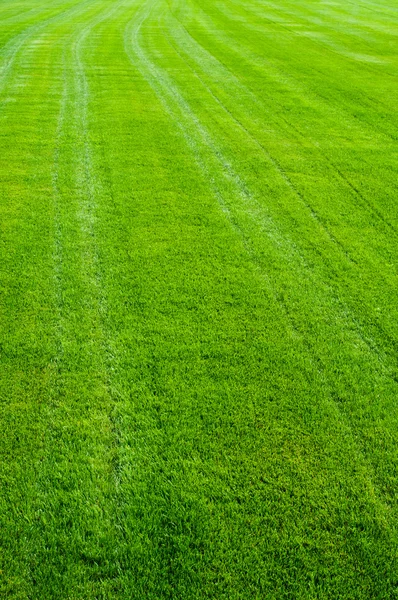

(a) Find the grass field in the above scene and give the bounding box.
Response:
[1,0,398,597]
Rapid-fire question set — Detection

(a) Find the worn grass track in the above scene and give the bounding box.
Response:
[0,0,398,598]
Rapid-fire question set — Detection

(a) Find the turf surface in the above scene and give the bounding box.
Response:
[1,0,398,597]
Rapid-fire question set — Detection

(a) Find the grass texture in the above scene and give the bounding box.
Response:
[0,0,398,597]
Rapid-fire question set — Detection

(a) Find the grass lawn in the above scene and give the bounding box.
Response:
[0,0,398,597]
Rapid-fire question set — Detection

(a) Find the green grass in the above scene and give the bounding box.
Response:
[0,0,398,597]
